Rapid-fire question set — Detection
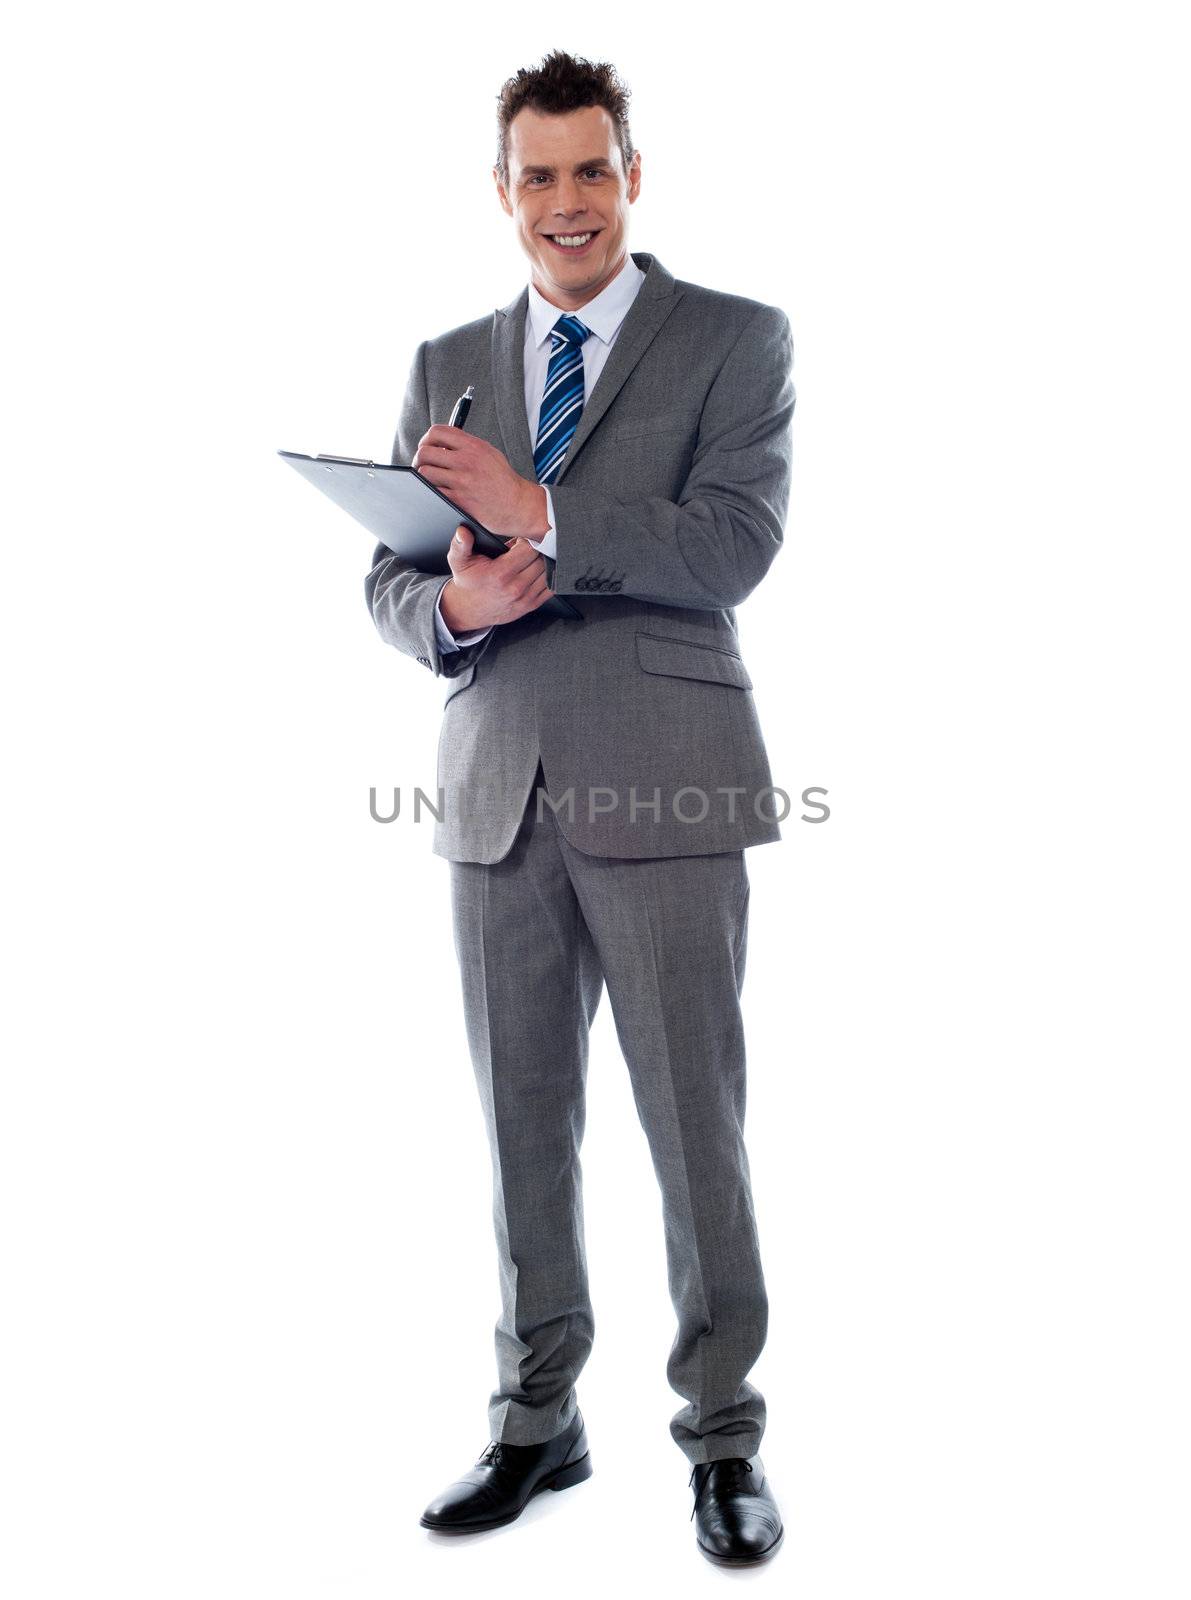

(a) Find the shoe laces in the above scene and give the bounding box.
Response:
[689,1457,753,1518]
[479,1440,511,1471]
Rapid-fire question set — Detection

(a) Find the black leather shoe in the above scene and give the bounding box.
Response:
[419,1409,592,1533]
[689,1455,784,1565]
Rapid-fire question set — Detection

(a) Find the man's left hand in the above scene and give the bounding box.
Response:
[413,426,548,539]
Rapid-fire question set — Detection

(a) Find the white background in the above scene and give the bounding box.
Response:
[3,2,1188,1595]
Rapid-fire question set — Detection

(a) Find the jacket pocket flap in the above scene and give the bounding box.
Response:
[635,632,753,690]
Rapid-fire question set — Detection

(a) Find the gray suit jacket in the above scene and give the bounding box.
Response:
[365,250,795,863]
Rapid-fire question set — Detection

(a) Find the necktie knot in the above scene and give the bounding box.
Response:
[551,314,591,349]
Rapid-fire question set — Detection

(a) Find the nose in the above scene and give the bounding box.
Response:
[553,174,586,218]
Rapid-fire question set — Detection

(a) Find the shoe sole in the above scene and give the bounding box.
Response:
[419,1450,593,1534]
[697,1521,785,1565]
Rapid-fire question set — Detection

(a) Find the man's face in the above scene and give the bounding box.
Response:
[495,104,641,309]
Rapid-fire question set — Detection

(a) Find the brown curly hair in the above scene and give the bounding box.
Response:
[495,49,636,187]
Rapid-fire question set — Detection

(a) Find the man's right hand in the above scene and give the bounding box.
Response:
[438,525,554,634]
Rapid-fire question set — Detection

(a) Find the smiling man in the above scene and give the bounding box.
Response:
[366,49,795,1566]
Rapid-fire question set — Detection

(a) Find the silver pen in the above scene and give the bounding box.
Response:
[449,385,475,429]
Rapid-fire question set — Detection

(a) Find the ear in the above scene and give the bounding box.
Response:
[627,150,642,203]
[493,166,513,217]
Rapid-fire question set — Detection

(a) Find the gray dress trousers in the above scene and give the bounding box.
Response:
[448,758,769,1467]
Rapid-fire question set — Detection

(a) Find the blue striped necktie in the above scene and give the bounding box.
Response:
[533,314,592,484]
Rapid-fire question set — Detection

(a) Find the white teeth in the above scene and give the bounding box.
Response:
[552,232,593,248]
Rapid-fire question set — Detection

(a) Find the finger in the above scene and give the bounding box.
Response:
[420,424,466,450]
[520,574,553,613]
[447,524,475,567]
[499,539,546,573]
[516,567,551,604]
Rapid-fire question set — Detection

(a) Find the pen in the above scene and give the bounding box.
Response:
[449,384,475,429]
[446,382,508,546]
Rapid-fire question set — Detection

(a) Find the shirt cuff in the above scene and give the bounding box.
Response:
[434,583,492,653]
[527,486,558,561]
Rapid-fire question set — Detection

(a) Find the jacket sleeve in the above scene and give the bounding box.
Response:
[364,339,497,679]
[548,304,795,610]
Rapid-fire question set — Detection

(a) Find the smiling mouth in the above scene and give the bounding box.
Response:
[543,229,603,252]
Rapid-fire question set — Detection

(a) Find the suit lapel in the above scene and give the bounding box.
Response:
[491,287,535,479]
[555,254,682,484]
[490,250,683,486]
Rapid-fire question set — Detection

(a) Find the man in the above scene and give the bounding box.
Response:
[366,50,794,1566]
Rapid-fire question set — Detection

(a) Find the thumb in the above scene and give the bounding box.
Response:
[451,523,476,561]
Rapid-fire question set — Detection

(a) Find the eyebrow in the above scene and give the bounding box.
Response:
[518,157,615,176]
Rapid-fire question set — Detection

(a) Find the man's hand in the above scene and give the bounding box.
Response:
[439,526,553,634]
[413,426,548,538]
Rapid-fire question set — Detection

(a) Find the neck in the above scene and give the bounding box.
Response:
[533,247,630,311]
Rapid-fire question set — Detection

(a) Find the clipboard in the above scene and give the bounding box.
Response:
[277,450,582,621]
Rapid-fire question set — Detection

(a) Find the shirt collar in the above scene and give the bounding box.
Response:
[526,253,646,348]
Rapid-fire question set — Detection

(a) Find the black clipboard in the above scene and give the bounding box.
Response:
[277,451,582,621]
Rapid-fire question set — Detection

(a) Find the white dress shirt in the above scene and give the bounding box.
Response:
[434,254,648,653]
